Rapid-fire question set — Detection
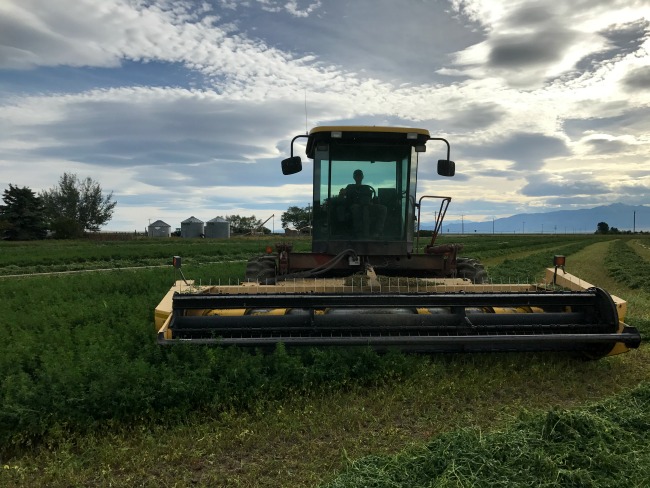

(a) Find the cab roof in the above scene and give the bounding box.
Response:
[306,126,430,158]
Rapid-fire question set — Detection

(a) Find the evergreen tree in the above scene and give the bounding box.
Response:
[0,184,48,240]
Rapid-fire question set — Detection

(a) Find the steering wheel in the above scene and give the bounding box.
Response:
[346,184,376,204]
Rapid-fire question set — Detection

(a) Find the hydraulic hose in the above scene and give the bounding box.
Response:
[272,249,358,283]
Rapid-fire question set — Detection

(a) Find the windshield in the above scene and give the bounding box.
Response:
[312,143,413,242]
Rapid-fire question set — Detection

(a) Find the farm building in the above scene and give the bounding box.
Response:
[205,217,230,238]
[181,216,205,238]
[148,220,171,238]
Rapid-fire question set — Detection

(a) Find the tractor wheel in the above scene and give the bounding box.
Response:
[245,255,277,283]
[457,258,488,284]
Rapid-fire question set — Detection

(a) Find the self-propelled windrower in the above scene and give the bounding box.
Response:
[155,126,641,358]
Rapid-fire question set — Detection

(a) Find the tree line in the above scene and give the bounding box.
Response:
[0,173,116,240]
[1,176,311,241]
[6,193,634,242]
[207,206,312,235]
[207,215,269,235]
[595,221,624,235]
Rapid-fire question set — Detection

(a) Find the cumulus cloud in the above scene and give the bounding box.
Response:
[284,0,322,17]
[521,173,610,197]
[0,0,330,96]
[448,1,650,88]
[445,102,506,131]
[583,137,632,155]
[622,65,650,91]
[488,28,578,69]
[563,107,650,138]
[0,87,312,184]
[460,132,570,172]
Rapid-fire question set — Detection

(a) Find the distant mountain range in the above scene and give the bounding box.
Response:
[429,203,650,234]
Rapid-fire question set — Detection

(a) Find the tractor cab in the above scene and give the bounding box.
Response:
[282,126,455,256]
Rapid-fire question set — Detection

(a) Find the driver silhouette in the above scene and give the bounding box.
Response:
[344,169,386,237]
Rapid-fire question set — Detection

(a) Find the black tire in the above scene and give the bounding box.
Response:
[245,255,277,283]
[456,258,488,284]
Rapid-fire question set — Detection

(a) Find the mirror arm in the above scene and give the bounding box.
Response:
[289,134,309,158]
[426,137,451,161]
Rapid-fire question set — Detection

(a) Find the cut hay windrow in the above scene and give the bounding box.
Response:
[323,381,650,488]
[606,239,650,293]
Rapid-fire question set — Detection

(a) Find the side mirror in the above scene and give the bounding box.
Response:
[281,156,303,175]
[437,159,455,177]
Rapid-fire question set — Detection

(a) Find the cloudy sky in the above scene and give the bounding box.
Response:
[1,0,649,231]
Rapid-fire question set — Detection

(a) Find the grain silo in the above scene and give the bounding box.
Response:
[180,216,204,238]
[148,220,171,237]
[205,217,230,238]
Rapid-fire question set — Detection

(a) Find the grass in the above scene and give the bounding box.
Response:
[432,234,614,265]
[0,235,648,487]
[0,236,310,276]
[606,239,650,292]
[3,351,649,487]
[323,381,650,487]
[484,238,598,283]
[569,238,650,340]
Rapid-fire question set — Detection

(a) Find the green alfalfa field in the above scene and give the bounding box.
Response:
[1,235,649,487]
